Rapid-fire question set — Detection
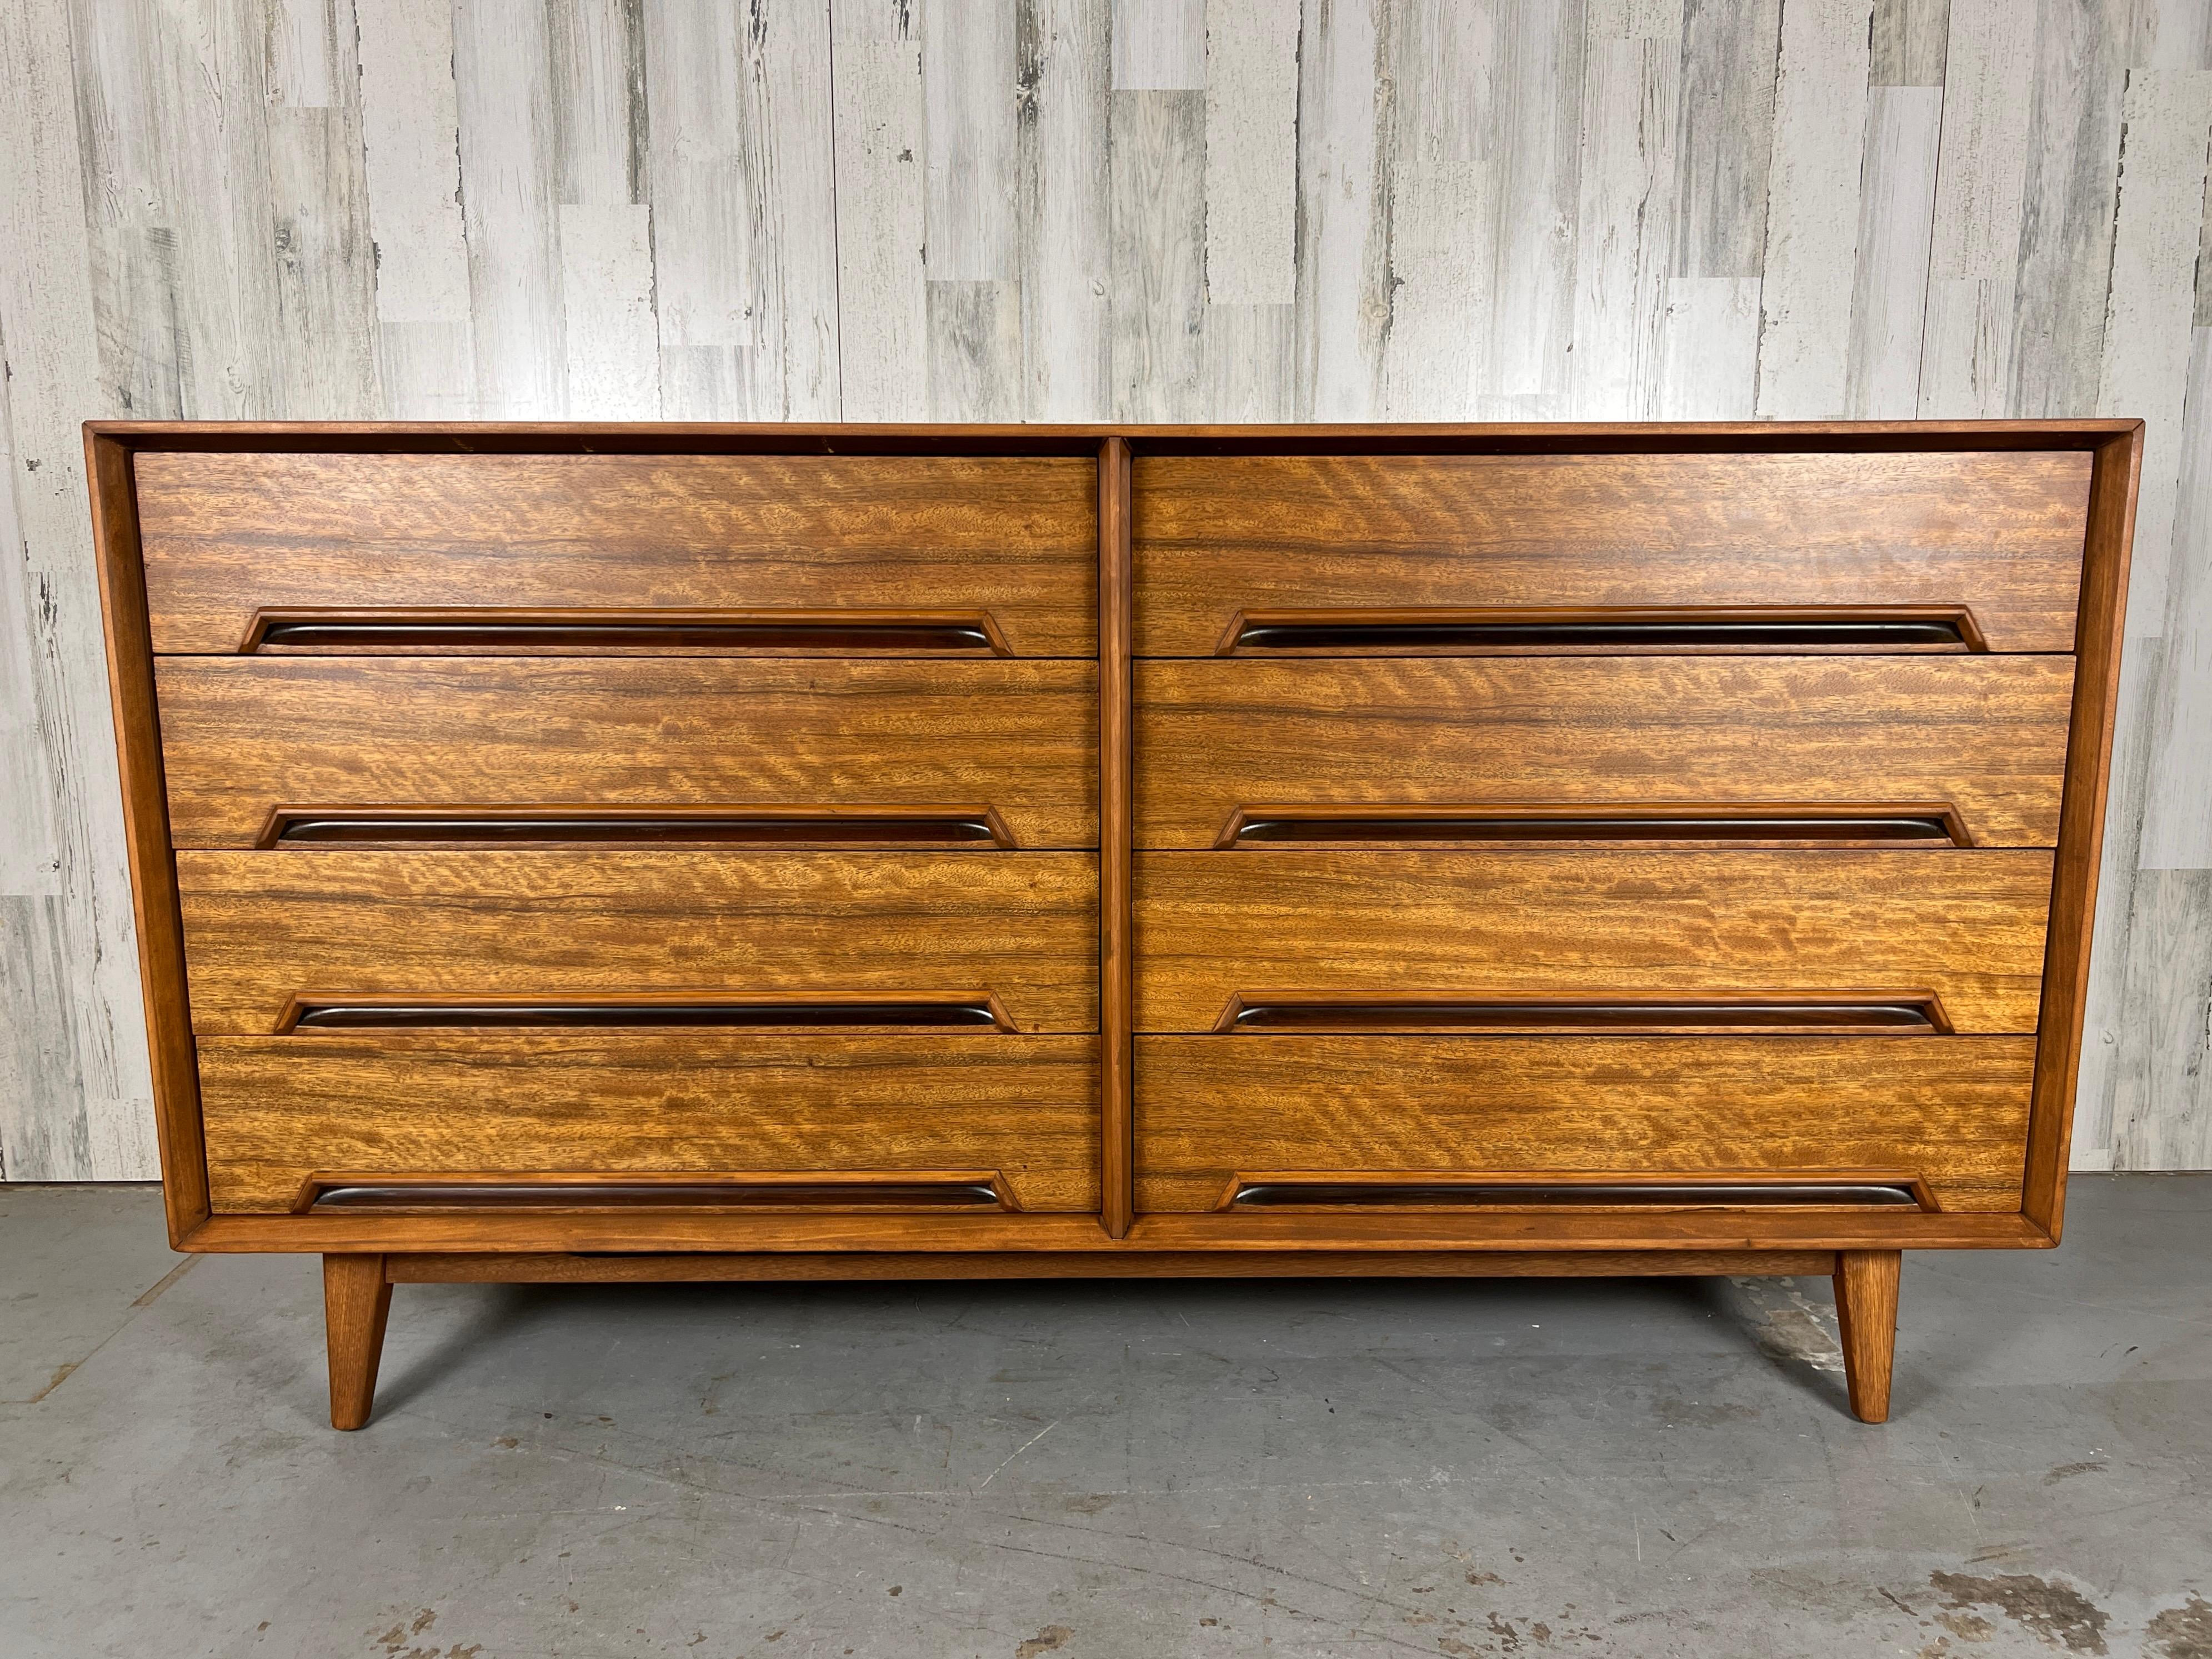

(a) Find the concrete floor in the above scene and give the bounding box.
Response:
[1,1180,2208,1659]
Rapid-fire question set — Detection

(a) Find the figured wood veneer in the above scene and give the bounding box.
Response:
[157,657,1097,850]
[1134,1034,2035,1214]
[1135,656,2073,848]
[1133,449,2092,655]
[135,451,1099,657]
[1133,850,2055,1034]
[174,850,1101,1035]
[199,1032,1100,1213]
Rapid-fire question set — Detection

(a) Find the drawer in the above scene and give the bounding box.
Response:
[176,850,1099,1035]
[1136,656,2073,848]
[1134,850,2054,1033]
[1133,450,2091,655]
[198,1032,1098,1213]
[136,451,1097,657]
[1134,1035,2034,1213]
[158,657,1098,850]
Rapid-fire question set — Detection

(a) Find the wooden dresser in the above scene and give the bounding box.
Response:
[88,421,2138,1429]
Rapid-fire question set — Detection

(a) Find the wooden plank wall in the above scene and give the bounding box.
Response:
[2,0,2209,1178]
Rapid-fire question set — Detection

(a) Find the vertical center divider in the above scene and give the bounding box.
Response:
[1099,437,1135,1237]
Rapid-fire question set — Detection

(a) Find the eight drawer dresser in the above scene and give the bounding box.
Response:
[88,421,2139,1429]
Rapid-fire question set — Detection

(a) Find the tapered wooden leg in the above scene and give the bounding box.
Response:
[1833,1249,1901,1423]
[324,1254,392,1430]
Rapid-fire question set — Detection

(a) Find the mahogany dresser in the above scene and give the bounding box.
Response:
[87,421,2138,1429]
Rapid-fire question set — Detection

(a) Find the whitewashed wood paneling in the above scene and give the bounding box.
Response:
[4,0,2211,1177]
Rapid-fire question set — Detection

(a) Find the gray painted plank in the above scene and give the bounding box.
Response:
[1871,0,1950,84]
[1292,0,1381,419]
[830,0,928,420]
[1672,0,1783,280]
[1015,0,1113,419]
[1109,88,1205,419]
[1756,0,1873,418]
[1845,83,1940,416]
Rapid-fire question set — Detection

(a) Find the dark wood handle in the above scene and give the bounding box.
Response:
[242,607,1010,654]
[297,1175,1012,1212]
[284,996,1008,1031]
[265,808,1007,848]
[1224,806,1968,848]
[1220,606,1987,654]
[1218,993,1949,1033]
[1228,1180,1931,1210]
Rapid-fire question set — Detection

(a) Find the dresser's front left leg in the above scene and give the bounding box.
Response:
[1833,1248,1902,1423]
[323,1254,392,1430]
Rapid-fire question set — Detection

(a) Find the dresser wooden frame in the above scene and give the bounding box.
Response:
[87,419,2140,1430]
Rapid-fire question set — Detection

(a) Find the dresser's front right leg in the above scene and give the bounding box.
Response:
[323,1254,392,1430]
[1833,1249,1901,1423]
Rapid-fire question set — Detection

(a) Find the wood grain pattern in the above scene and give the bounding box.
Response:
[1131,449,2092,655]
[384,1248,1842,1282]
[175,850,1099,1035]
[1833,1247,1901,1422]
[1134,848,2055,1034]
[1135,656,2074,847]
[134,450,1098,657]
[156,657,1098,849]
[181,1205,2050,1255]
[1134,1033,2034,1214]
[322,1252,390,1431]
[198,1032,1099,1213]
[1099,436,1134,1235]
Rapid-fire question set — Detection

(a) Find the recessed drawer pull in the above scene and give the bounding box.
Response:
[242,607,1011,655]
[1219,606,1988,654]
[1222,804,1970,848]
[1215,992,1951,1034]
[262,806,1009,848]
[1225,1178,1934,1210]
[293,1171,1015,1213]
[281,994,1013,1032]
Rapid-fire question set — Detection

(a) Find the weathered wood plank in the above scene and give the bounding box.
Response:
[1917,0,2034,416]
[1109,88,1206,418]
[1204,0,1298,306]
[1672,0,1783,279]
[1871,0,1950,84]
[1572,25,1683,417]
[1658,275,1760,417]
[355,0,476,418]
[2099,67,2212,636]
[0,0,157,1180]
[1756,0,1873,418]
[2110,870,2212,1170]
[1845,84,1942,416]
[1292,0,1381,419]
[830,0,928,420]
[1015,0,1112,419]
[1113,0,1204,89]
[2138,325,2212,869]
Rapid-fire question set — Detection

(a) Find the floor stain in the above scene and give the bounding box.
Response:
[1929,1572,2110,1655]
[2145,1595,2212,1659]
[2043,1461,2108,1486]
[1016,1625,1072,1658]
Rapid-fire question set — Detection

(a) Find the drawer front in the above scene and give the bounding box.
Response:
[176,850,1099,1035]
[159,657,1098,850]
[199,1032,1099,1213]
[1134,450,2090,654]
[1134,850,2054,1034]
[1136,656,2074,848]
[137,451,1097,657]
[1134,1035,2033,1213]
